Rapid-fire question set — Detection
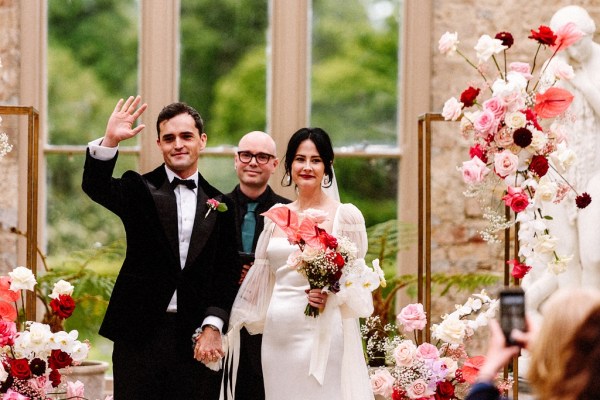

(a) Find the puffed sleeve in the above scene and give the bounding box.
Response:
[334,203,375,319]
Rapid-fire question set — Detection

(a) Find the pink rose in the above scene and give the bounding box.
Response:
[461,156,490,184]
[2,389,29,400]
[502,186,529,213]
[473,109,498,136]
[393,340,417,367]
[416,342,440,360]
[0,319,16,346]
[493,150,519,177]
[406,378,435,399]
[397,303,427,332]
[483,97,506,120]
[370,368,395,398]
[67,380,86,399]
[494,126,515,148]
[442,97,463,121]
[509,62,533,80]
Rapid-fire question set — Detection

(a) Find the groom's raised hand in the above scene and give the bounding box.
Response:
[102,95,148,148]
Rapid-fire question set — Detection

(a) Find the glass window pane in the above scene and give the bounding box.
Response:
[47,0,139,146]
[310,0,399,147]
[179,0,268,144]
[197,155,239,193]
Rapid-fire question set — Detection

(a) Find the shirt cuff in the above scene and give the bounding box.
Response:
[88,137,118,161]
[202,316,224,333]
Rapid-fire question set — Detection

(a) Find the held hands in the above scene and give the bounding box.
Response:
[102,95,148,147]
[193,328,224,366]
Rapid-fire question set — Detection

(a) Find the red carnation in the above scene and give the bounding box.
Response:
[513,127,533,148]
[9,358,31,380]
[460,86,480,108]
[576,192,592,209]
[507,259,532,279]
[49,368,62,387]
[50,294,76,319]
[529,25,557,46]
[48,349,72,370]
[495,31,514,48]
[529,155,549,177]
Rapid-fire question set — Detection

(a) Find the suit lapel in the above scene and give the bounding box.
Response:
[148,171,180,265]
[184,177,217,268]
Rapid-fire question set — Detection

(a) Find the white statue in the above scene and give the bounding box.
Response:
[522,6,600,322]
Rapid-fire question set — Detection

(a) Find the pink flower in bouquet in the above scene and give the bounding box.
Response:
[393,340,417,367]
[502,186,529,213]
[416,342,439,360]
[0,320,16,346]
[397,303,427,332]
[370,368,395,398]
[551,22,584,51]
[460,157,490,184]
[0,277,19,303]
[0,301,17,322]
[406,378,435,399]
[66,380,85,398]
[3,389,29,400]
[493,150,519,178]
[461,356,486,384]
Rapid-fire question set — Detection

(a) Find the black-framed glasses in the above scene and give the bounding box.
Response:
[237,151,275,165]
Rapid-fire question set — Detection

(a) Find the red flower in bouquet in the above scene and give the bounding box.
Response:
[528,25,557,46]
[507,259,532,279]
[49,295,75,319]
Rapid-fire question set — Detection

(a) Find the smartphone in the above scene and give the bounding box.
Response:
[499,287,526,346]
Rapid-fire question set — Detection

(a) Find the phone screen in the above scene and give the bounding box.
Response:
[500,288,526,345]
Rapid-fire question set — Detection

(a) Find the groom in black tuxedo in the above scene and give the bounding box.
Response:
[82,96,240,399]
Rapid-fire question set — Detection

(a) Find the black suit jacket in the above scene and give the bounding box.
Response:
[82,150,240,344]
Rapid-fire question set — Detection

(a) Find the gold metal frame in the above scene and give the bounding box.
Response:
[0,106,40,322]
[418,112,520,398]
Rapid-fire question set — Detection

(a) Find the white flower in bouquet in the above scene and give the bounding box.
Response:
[8,266,37,291]
[49,279,75,299]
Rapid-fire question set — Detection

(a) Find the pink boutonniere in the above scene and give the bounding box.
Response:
[205,198,228,218]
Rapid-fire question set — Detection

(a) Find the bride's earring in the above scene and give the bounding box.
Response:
[323,176,330,186]
[286,174,292,185]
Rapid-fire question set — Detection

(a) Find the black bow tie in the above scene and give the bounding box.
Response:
[171,177,197,190]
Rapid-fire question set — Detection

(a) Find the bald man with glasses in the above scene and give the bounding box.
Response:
[225,131,290,400]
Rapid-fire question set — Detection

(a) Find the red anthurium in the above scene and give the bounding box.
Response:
[534,87,574,118]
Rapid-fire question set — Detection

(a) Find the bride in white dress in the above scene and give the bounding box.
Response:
[223,128,374,400]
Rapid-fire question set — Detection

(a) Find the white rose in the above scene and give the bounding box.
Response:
[535,177,558,203]
[49,279,74,299]
[438,32,459,55]
[474,34,507,64]
[529,129,548,153]
[551,142,577,172]
[504,111,526,129]
[441,357,458,378]
[432,316,465,345]
[442,97,463,121]
[9,266,37,291]
[393,339,417,367]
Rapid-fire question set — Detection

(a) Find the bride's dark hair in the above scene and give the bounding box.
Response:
[281,127,334,187]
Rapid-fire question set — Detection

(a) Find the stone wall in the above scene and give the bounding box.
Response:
[0,0,21,275]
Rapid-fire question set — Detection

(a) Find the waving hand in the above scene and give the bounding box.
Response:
[102,95,148,147]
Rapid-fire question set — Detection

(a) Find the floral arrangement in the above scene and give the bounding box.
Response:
[364,291,504,400]
[262,207,383,317]
[439,23,591,279]
[0,266,91,400]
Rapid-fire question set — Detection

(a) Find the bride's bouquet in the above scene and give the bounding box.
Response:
[262,207,383,317]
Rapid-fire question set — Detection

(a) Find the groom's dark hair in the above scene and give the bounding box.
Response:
[156,102,204,138]
[282,127,334,187]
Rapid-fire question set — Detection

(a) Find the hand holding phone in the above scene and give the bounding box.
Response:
[499,287,527,346]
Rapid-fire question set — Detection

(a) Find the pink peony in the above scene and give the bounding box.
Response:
[397,303,427,332]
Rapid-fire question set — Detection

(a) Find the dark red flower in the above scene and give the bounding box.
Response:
[507,259,532,279]
[50,294,76,319]
[49,368,62,387]
[576,192,592,209]
[469,144,487,163]
[523,108,543,131]
[435,380,456,400]
[460,86,480,107]
[48,349,72,370]
[392,387,406,400]
[529,155,549,177]
[29,357,47,376]
[318,230,338,249]
[513,127,532,148]
[495,31,514,48]
[529,25,557,46]
[9,358,31,380]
